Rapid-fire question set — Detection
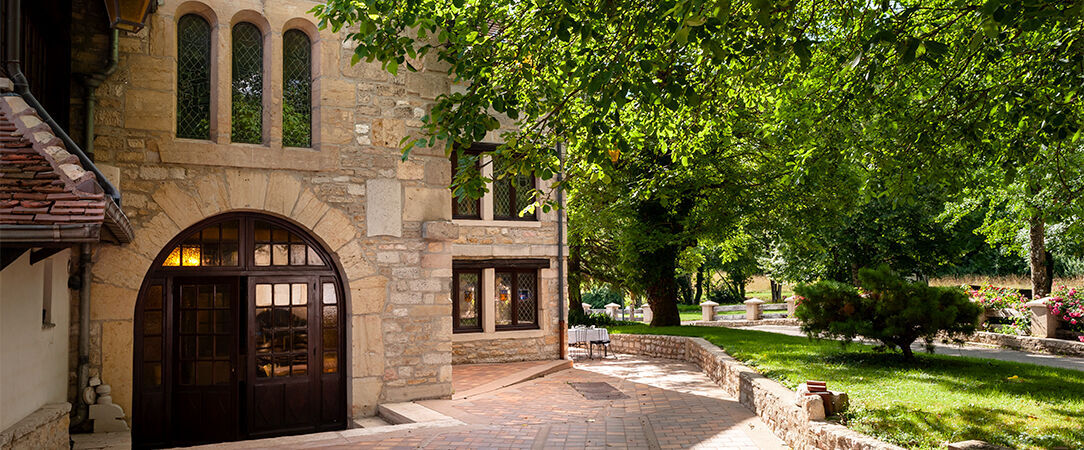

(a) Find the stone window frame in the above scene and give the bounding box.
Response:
[164,4,329,169]
[452,267,483,333]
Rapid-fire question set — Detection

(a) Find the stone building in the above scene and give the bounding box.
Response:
[0,0,566,447]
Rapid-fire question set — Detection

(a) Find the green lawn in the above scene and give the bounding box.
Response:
[609,324,1084,450]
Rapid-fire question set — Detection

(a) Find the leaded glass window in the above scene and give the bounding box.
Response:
[453,269,482,332]
[282,30,312,148]
[451,150,481,219]
[231,22,263,144]
[495,269,538,329]
[177,14,211,140]
[493,158,537,221]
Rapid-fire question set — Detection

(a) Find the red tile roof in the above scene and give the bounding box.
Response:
[0,79,132,243]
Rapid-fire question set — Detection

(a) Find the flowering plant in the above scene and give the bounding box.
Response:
[1047,286,1084,341]
[967,284,1030,335]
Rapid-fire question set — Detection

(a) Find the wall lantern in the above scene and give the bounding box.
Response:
[103,0,155,33]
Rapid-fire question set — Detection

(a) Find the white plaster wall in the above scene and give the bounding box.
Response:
[0,249,72,431]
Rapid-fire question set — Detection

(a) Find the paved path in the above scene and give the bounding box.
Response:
[203,355,787,449]
[742,324,1084,372]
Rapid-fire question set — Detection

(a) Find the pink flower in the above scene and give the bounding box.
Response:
[1079,336,1084,343]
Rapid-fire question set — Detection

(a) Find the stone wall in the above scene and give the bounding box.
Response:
[609,334,904,450]
[0,403,70,450]
[69,0,459,420]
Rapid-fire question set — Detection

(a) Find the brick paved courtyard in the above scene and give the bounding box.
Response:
[220,354,788,449]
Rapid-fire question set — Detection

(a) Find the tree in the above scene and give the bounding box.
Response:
[795,266,982,360]
[313,0,1084,315]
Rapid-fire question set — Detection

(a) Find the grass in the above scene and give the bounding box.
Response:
[609,324,1084,450]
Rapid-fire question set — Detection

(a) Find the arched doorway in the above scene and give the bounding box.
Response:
[132,213,347,447]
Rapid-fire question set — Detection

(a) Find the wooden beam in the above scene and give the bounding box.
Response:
[30,247,67,265]
[0,247,29,271]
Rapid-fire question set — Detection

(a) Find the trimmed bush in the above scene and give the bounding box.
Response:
[795,265,982,360]
[581,285,625,309]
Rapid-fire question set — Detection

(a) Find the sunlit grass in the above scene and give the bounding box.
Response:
[609,325,1084,450]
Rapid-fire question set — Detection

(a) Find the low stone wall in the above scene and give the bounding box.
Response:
[610,334,903,450]
[452,336,559,364]
[0,403,70,450]
[948,331,1084,357]
[686,318,800,327]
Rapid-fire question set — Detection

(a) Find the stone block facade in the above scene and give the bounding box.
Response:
[609,334,903,450]
[62,0,564,434]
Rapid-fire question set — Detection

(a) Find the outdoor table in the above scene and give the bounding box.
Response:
[568,327,608,358]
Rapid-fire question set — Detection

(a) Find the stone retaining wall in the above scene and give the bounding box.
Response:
[0,403,70,450]
[609,334,903,450]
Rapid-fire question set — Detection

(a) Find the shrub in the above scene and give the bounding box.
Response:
[706,287,743,305]
[967,284,1030,335]
[1048,285,1084,342]
[795,265,982,360]
[581,285,625,309]
[570,312,617,327]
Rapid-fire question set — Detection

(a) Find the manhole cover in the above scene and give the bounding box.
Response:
[569,382,628,400]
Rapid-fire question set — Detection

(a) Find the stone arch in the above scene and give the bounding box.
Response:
[88,171,374,427]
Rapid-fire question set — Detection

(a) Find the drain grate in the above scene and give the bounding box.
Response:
[569,382,629,400]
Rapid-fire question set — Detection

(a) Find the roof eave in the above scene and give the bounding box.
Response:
[0,223,103,244]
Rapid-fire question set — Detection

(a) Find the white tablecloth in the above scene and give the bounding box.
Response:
[568,327,607,344]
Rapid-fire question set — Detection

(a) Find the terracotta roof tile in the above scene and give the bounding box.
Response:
[0,92,109,228]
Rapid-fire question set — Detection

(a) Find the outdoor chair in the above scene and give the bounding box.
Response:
[589,328,611,358]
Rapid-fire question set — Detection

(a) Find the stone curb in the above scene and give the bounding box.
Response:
[0,402,71,449]
[609,334,904,450]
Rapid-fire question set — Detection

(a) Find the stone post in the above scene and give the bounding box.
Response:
[1025,298,1059,338]
[642,303,653,323]
[745,298,765,321]
[604,303,621,320]
[785,296,797,317]
[700,301,718,322]
[582,303,592,314]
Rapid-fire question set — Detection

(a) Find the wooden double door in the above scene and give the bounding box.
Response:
[133,214,346,448]
[135,276,345,447]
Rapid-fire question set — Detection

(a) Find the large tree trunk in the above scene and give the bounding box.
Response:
[645,244,682,326]
[770,279,782,303]
[1029,212,1051,299]
[694,269,704,304]
[567,244,586,323]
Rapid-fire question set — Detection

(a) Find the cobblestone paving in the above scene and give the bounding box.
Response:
[308,355,787,449]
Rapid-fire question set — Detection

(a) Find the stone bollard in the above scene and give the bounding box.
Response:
[605,303,621,320]
[582,303,592,314]
[785,295,798,317]
[642,304,653,323]
[744,298,765,320]
[1025,298,1059,338]
[700,301,718,321]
